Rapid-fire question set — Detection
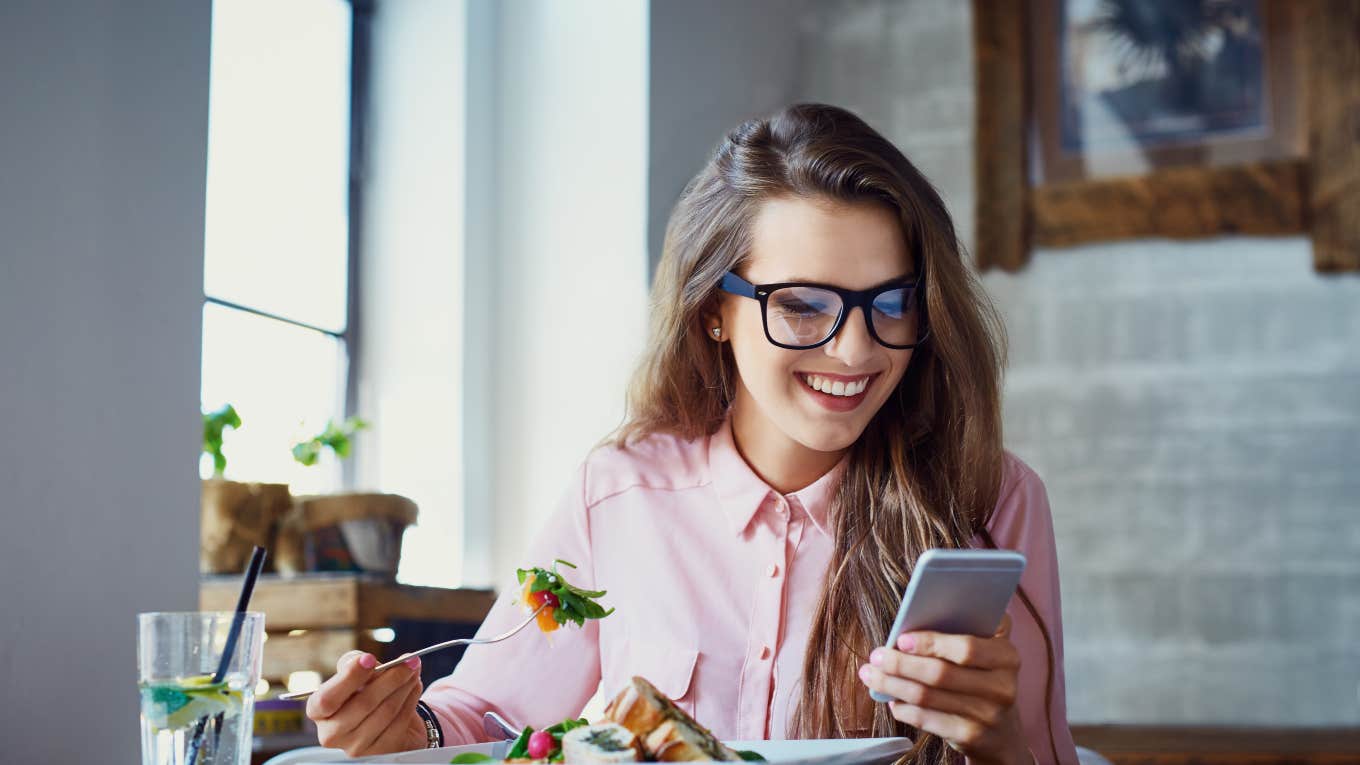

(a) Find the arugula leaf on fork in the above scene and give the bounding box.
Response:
[515,559,614,632]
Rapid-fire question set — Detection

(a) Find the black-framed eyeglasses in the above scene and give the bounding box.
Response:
[719,271,927,350]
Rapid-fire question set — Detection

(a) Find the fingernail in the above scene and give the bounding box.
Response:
[858,665,872,681]
[869,648,884,666]
[358,653,377,669]
[898,634,916,653]
[405,656,421,671]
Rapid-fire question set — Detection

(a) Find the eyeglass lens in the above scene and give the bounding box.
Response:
[765,285,919,348]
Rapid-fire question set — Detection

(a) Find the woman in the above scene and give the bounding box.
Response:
[305,103,1079,765]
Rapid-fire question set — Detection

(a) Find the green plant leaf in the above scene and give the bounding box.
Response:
[202,404,241,477]
[291,441,320,466]
[293,415,371,467]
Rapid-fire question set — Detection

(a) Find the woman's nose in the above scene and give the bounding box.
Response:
[823,308,878,368]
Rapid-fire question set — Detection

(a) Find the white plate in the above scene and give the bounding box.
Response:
[284,737,911,765]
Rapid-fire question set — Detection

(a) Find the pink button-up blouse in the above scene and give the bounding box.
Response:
[424,420,1078,763]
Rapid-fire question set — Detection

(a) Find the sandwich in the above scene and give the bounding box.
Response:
[603,677,743,762]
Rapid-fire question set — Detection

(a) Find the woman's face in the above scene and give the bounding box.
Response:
[717,196,917,455]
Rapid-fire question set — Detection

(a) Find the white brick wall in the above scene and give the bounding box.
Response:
[994,240,1360,724]
[792,0,1360,725]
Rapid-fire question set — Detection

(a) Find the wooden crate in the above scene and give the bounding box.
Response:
[200,573,497,684]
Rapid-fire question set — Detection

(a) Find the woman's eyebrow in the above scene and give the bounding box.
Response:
[871,273,919,288]
[781,272,918,288]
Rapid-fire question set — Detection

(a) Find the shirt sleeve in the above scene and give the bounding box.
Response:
[421,460,603,744]
[980,454,1080,765]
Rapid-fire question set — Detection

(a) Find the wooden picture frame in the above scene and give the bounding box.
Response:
[973,0,1360,272]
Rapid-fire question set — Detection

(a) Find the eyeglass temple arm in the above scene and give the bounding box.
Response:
[720,271,758,298]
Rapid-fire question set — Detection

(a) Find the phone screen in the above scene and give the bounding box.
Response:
[869,549,1024,703]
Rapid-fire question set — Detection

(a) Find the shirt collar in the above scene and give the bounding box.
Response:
[706,418,847,537]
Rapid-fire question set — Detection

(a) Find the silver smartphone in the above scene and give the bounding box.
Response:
[869,548,1026,703]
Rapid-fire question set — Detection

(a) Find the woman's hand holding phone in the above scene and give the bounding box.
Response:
[857,614,1032,765]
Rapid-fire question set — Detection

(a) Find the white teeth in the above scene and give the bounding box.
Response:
[800,374,872,397]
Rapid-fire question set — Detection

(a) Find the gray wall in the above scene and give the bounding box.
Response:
[0,0,209,759]
[648,0,809,274]
[791,0,1360,725]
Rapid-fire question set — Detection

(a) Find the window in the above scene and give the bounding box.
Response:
[201,0,355,495]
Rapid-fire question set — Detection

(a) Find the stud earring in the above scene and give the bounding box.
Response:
[712,327,722,339]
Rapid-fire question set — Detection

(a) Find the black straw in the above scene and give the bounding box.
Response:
[187,546,267,765]
[211,545,266,684]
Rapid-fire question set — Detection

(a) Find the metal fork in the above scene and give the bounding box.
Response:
[483,710,520,740]
[278,604,547,701]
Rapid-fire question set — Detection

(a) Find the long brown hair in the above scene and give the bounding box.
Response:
[616,104,1055,764]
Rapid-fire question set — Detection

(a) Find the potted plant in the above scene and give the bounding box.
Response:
[199,405,293,574]
[273,417,418,578]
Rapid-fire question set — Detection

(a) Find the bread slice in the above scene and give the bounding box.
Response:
[643,719,741,762]
[603,676,742,762]
[561,723,642,763]
[602,679,668,737]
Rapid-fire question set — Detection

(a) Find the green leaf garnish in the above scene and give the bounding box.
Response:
[499,718,587,763]
[506,726,532,760]
[450,754,495,763]
[544,717,588,735]
[737,750,767,761]
[517,560,613,629]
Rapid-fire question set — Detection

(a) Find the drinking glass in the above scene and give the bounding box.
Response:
[137,611,265,765]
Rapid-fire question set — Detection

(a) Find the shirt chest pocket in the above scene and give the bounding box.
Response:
[614,638,699,717]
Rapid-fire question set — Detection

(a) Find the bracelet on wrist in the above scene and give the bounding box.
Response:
[415,700,444,749]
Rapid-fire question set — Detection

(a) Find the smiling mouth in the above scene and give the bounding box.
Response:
[797,372,877,398]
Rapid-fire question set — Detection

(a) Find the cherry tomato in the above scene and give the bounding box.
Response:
[527,589,560,609]
[527,730,554,760]
[521,574,563,632]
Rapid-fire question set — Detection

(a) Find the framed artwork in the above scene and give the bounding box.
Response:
[973,0,1360,272]
[1033,0,1302,184]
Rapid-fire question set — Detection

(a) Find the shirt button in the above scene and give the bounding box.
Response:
[766,564,780,578]
[759,645,772,660]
